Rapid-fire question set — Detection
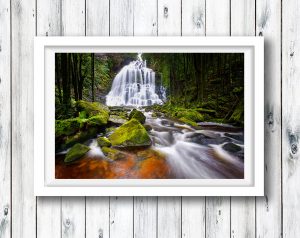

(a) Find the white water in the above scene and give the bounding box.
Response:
[145,112,244,179]
[106,53,166,107]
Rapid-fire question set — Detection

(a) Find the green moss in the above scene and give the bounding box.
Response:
[76,100,109,117]
[129,109,146,124]
[229,100,244,125]
[101,147,126,161]
[64,143,90,163]
[64,127,98,148]
[86,114,109,127]
[175,109,204,122]
[109,119,151,147]
[97,137,112,147]
[79,111,87,119]
[178,117,198,127]
[55,118,83,137]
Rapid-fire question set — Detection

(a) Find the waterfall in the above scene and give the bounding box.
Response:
[106,53,165,107]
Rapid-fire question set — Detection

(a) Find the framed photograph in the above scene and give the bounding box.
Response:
[34,37,264,196]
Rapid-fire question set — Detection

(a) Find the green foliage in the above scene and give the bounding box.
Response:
[64,143,90,163]
[229,100,244,126]
[178,117,198,127]
[109,119,151,147]
[97,137,112,147]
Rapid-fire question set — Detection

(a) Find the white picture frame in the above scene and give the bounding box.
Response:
[34,36,264,196]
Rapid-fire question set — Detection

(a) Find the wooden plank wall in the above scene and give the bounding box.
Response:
[0,0,296,237]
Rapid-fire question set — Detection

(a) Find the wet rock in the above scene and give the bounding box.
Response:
[143,124,152,131]
[186,133,231,146]
[97,137,112,147]
[129,109,146,124]
[223,142,242,153]
[224,133,244,142]
[101,147,127,161]
[108,115,128,126]
[109,119,151,147]
[64,143,90,163]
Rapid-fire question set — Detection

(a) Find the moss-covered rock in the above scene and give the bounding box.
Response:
[55,118,83,137]
[97,137,111,147]
[64,127,98,149]
[109,119,151,147]
[86,114,109,127]
[108,115,128,126]
[129,109,146,124]
[175,109,204,122]
[76,100,109,118]
[178,117,198,127]
[64,143,90,163]
[101,147,127,161]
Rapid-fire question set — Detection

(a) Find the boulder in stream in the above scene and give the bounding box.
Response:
[97,136,112,147]
[109,119,151,147]
[129,109,146,124]
[64,143,90,163]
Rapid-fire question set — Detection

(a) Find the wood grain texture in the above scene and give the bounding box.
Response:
[110,197,134,238]
[205,1,231,237]
[134,197,157,238]
[282,0,300,237]
[256,0,282,237]
[182,0,206,36]
[182,197,205,238]
[36,1,62,237]
[0,0,11,237]
[157,197,181,238]
[11,0,36,237]
[134,0,157,36]
[230,1,256,237]
[62,0,85,36]
[86,0,109,36]
[157,0,181,36]
[61,197,85,238]
[110,0,134,36]
[86,197,110,238]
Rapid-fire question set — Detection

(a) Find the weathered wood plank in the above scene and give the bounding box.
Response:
[182,197,205,238]
[134,0,157,36]
[133,2,158,238]
[0,0,11,237]
[282,0,300,237]
[86,197,109,238]
[205,1,231,237]
[157,197,181,238]
[11,0,36,237]
[61,1,86,238]
[110,0,134,36]
[61,197,85,238]
[181,1,206,237]
[62,0,86,36]
[110,197,134,238]
[86,0,109,36]
[206,0,230,36]
[182,0,206,36]
[230,1,256,237]
[256,0,282,237]
[157,0,181,36]
[36,1,62,237]
[134,197,157,238]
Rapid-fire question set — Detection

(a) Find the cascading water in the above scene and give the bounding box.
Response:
[106,53,166,107]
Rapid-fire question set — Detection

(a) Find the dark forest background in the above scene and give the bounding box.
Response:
[55,53,244,124]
